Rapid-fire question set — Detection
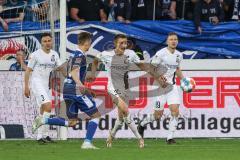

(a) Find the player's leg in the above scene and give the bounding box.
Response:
[31,85,52,143]
[138,110,164,138]
[106,108,124,147]
[76,94,100,149]
[138,96,166,138]
[166,85,180,144]
[117,97,144,148]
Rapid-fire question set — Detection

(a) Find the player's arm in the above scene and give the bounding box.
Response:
[70,67,95,96]
[24,67,33,98]
[136,63,167,87]
[86,58,99,82]
[24,53,36,98]
[70,67,84,87]
[175,67,184,80]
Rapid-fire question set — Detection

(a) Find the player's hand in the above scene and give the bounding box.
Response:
[85,74,96,82]
[24,86,30,98]
[88,89,96,98]
[82,87,96,98]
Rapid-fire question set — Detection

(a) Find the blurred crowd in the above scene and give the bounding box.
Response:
[0,0,239,33]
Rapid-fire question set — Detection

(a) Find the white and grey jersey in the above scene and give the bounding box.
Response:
[150,47,183,85]
[97,49,140,90]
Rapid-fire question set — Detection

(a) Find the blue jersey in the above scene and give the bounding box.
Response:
[9,61,28,71]
[64,49,87,95]
[63,49,98,117]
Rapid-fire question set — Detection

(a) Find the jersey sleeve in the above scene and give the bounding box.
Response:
[129,51,141,64]
[55,53,61,67]
[96,51,108,64]
[177,53,183,68]
[27,53,37,69]
[70,55,82,69]
[150,51,162,67]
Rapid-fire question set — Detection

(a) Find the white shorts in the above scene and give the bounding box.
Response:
[31,82,51,107]
[108,85,128,104]
[153,85,180,111]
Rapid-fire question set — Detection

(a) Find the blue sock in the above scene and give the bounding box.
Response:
[85,118,99,142]
[46,117,68,126]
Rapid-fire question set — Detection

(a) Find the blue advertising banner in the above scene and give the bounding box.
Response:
[0,20,240,59]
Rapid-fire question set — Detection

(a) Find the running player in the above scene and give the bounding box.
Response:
[137,32,184,144]
[88,34,164,148]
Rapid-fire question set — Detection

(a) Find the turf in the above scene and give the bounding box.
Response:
[0,139,240,160]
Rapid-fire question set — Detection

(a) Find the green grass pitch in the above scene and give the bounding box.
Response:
[0,139,239,160]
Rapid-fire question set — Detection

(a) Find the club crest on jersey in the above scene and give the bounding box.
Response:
[51,55,55,62]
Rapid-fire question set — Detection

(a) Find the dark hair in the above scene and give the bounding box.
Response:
[114,34,127,43]
[78,32,92,45]
[167,32,178,38]
[40,32,52,40]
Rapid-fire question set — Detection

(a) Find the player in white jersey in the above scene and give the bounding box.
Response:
[138,32,185,144]
[88,34,165,148]
[24,33,61,144]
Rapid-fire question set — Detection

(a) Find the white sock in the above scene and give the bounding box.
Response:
[124,114,142,139]
[37,125,44,140]
[43,112,51,119]
[110,118,123,137]
[42,125,49,138]
[167,116,178,140]
[42,112,51,138]
[140,114,156,127]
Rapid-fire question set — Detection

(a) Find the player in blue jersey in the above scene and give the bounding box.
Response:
[63,32,101,149]
[32,32,101,149]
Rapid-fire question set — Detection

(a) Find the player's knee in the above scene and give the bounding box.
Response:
[154,111,163,120]
[90,118,99,124]
[170,105,179,117]
[41,102,51,112]
[171,109,179,117]
[123,114,132,124]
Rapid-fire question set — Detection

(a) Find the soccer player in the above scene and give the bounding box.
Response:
[24,33,61,144]
[30,32,102,149]
[88,34,163,148]
[62,32,101,149]
[137,32,184,144]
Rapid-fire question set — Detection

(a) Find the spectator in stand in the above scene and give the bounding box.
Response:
[0,0,24,32]
[132,0,176,20]
[9,49,28,71]
[131,0,152,20]
[69,0,107,22]
[30,0,59,22]
[175,0,198,20]
[194,0,224,33]
[154,0,177,20]
[229,0,240,20]
[104,0,132,23]
[220,0,234,21]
